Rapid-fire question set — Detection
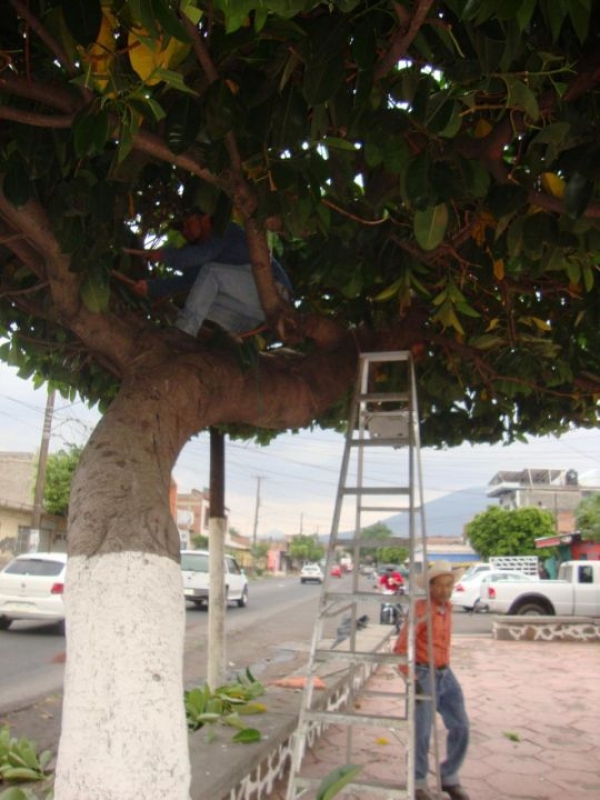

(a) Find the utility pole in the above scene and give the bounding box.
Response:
[30,387,56,551]
[251,476,263,549]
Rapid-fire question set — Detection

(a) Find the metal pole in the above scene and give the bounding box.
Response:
[31,387,56,550]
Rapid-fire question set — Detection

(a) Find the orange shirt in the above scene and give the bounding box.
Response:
[393,598,452,671]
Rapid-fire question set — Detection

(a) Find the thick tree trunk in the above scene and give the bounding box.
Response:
[52,342,359,799]
[55,381,192,799]
[55,552,189,799]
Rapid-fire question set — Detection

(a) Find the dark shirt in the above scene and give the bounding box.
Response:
[146,222,292,300]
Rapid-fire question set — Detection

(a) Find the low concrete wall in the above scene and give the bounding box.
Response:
[189,624,395,800]
[492,615,600,642]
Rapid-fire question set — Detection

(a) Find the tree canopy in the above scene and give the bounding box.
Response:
[43,446,82,516]
[465,504,556,558]
[288,533,324,562]
[574,492,600,542]
[1,0,600,448]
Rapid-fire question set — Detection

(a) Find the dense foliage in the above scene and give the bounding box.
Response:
[1,0,599,445]
[42,447,81,516]
[574,492,600,542]
[465,504,556,558]
[288,532,324,562]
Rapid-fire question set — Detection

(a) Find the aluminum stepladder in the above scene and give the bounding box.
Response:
[286,351,440,800]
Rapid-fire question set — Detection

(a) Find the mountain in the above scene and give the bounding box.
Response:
[382,487,493,538]
[333,487,493,541]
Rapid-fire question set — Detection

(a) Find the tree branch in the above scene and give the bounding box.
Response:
[9,0,78,76]
[374,0,436,80]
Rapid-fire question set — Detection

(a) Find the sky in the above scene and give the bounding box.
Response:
[2,360,600,539]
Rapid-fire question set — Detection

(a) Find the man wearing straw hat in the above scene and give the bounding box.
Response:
[394,561,470,800]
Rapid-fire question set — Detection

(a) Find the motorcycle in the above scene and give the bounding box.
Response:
[379,586,404,631]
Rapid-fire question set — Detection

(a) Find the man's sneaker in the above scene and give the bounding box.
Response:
[415,788,437,800]
[442,784,470,800]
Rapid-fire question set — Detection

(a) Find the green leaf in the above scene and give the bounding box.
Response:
[302,52,345,106]
[0,788,34,800]
[151,0,191,43]
[80,267,110,312]
[516,0,537,31]
[404,151,433,210]
[564,172,594,220]
[60,0,102,47]
[73,108,110,158]
[507,78,539,121]
[414,203,449,251]
[204,79,238,139]
[231,727,261,743]
[316,764,362,800]
[128,0,160,39]
[166,95,203,154]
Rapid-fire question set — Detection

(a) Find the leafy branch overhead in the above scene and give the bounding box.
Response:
[1,0,600,445]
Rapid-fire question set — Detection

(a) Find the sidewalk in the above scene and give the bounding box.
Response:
[270,635,600,799]
[2,634,599,799]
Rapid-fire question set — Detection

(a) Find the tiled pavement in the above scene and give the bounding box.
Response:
[273,636,600,799]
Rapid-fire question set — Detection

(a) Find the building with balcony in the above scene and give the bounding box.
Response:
[486,467,600,533]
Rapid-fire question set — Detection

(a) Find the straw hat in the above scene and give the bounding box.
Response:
[415,560,465,588]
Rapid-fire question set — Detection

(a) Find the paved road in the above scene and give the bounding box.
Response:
[0,573,492,713]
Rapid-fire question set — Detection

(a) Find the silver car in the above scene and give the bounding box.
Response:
[0,552,68,631]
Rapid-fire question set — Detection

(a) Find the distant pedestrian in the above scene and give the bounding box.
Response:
[394,561,470,800]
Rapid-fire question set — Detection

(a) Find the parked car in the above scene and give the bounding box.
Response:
[451,569,533,612]
[181,549,248,608]
[330,564,342,578]
[0,552,68,631]
[481,560,600,616]
[300,563,323,584]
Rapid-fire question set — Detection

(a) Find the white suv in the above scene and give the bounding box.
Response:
[0,552,68,631]
[181,549,248,608]
[300,563,324,584]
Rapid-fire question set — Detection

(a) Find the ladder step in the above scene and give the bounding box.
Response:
[360,350,410,363]
[330,536,410,547]
[315,649,403,666]
[293,775,411,798]
[342,486,410,495]
[350,437,410,447]
[358,391,409,402]
[323,589,410,602]
[303,708,409,729]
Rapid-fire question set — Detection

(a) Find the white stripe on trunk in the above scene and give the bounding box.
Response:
[55,552,191,800]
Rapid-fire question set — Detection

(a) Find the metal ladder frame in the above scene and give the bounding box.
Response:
[285,351,441,800]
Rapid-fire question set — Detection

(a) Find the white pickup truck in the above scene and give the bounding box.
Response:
[481,560,600,616]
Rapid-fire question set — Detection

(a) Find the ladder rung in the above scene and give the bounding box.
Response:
[330,535,411,547]
[294,775,410,797]
[323,589,408,602]
[350,437,410,447]
[359,350,410,363]
[304,708,409,729]
[315,649,402,665]
[356,506,415,513]
[359,392,409,402]
[342,486,410,495]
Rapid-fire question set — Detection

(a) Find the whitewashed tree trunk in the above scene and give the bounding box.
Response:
[55,552,190,799]
[54,384,192,800]
[207,517,227,689]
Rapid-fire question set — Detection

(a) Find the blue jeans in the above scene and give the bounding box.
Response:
[415,664,469,789]
[175,262,265,335]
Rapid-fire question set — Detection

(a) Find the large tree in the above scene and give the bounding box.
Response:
[574,492,600,542]
[465,505,556,558]
[2,1,600,797]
